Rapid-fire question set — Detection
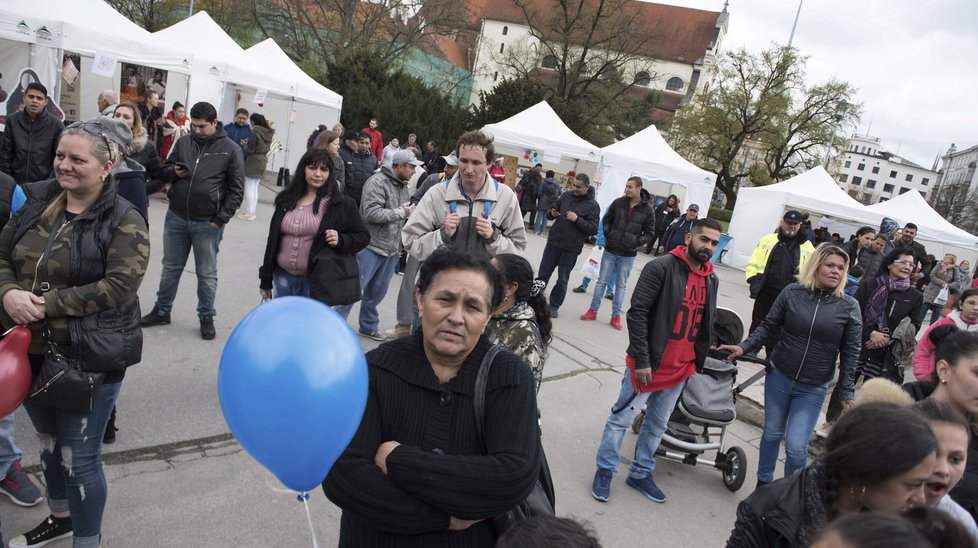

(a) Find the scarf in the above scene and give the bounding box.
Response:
[864,274,911,331]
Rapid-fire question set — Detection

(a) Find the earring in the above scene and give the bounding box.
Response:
[940,377,948,384]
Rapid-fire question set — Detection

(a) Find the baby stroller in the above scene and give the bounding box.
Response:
[630,307,765,492]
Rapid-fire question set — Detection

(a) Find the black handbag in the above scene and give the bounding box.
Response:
[473,345,556,536]
[25,216,105,413]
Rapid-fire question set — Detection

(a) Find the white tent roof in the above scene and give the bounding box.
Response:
[596,124,715,214]
[244,39,342,109]
[0,0,191,73]
[481,101,601,161]
[726,167,880,269]
[867,190,978,247]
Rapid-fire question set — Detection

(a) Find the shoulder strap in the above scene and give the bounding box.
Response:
[473,344,505,451]
[35,216,63,296]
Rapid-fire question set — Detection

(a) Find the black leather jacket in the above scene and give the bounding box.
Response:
[603,191,655,258]
[546,187,600,254]
[626,251,718,372]
[741,283,862,400]
[162,126,244,225]
[0,109,63,183]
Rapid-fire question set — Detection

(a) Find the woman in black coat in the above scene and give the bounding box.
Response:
[259,147,368,305]
[647,194,679,254]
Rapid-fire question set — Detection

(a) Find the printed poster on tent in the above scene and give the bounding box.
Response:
[119,62,168,105]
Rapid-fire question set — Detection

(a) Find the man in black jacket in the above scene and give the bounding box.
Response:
[591,218,721,504]
[0,82,63,184]
[141,101,244,340]
[580,177,655,330]
[536,173,600,317]
[657,204,699,254]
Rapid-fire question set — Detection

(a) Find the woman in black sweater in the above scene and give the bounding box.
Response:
[259,147,368,305]
[323,248,541,547]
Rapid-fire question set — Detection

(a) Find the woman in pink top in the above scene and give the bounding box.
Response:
[914,288,978,381]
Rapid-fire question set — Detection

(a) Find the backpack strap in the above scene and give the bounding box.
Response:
[473,344,505,451]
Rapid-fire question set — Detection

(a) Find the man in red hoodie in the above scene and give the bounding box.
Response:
[591,218,721,503]
[361,117,383,162]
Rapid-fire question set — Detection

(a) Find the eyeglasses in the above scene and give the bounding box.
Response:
[67,120,114,159]
[893,260,916,267]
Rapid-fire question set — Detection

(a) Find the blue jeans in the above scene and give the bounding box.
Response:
[154,210,224,317]
[533,209,549,234]
[596,373,686,478]
[537,244,580,310]
[579,277,615,293]
[345,249,397,333]
[23,381,122,547]
[590,251,635,317]
[273,268,310,298]
[758,367,828,482]
[0,412,21,476]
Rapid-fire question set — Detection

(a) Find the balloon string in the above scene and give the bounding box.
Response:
[299,492,320,548]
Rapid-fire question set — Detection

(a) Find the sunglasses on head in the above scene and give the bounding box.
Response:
[67,120,114,156]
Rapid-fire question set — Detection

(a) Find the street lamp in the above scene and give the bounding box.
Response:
[823,101,848,168]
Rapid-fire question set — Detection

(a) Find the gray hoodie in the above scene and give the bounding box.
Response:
[360,166,409,256]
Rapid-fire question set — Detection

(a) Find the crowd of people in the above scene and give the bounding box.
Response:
[2,78,978,548]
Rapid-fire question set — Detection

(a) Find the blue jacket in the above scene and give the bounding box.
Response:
[225,122,252,149]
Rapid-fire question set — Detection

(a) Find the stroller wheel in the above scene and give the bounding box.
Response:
[722,447,747,492]
[631,410,646,434]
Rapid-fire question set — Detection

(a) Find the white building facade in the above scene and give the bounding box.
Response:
[835,135,937,204]
[937,143,978,195]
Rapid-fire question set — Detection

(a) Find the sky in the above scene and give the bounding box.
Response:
[654,0,977,168]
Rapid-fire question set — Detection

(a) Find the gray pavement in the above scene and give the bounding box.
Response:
[1,181,779,546]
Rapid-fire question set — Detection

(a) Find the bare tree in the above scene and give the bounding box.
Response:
[930,181,978,234]
[105,0,181,31]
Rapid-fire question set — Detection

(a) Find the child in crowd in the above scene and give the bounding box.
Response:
[844,265,864,297]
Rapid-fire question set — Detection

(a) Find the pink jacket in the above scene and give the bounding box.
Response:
[913,311,978,381]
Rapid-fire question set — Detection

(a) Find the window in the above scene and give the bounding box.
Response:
[502,26,508,35]
[838,174,848,183]
[872,166,879,174]
[867,179,877,189]
[883,183,895,193]
[852,176,862,185]
[666,77,683,92]
[922,177,930,186]
[905,173,913,182]
[499,43,504,54]
[541,55,558,70]
[919,191,927,198]
[900,187,910,194]
[633,71,651,86]
[844,160,851,168]
[889,170,898,178]
[857,163,865,171]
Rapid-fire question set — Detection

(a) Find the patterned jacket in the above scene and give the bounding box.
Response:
[486,302,546,392]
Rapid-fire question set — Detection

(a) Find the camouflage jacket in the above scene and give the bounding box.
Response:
[486,301,547,392]
[0,178,150,363]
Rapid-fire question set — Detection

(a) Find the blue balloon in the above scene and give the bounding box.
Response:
[218,297,368,492]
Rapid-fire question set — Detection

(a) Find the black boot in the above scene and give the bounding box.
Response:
[103,406,117,444]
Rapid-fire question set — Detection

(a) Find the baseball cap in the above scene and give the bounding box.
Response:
[687,203,700,212]
[783,210,803,223]
[390,149,423,166]
[441,152,459,166]
[341,129,360,141]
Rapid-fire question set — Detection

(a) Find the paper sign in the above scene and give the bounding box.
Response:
[542,149,561,164]
[253,89,268,104]
[91,51,117,77]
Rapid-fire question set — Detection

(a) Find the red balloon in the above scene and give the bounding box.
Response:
[0,326,33,416]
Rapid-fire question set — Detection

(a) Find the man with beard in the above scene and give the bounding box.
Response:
[745,210,815,356]
[590,218,721,504]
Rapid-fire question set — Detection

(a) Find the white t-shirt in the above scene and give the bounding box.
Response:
[937,495,978,544]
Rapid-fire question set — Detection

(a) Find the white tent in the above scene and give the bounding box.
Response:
[726,166,880,270]
[867,190,978,266]
[152,12,342,172]
[0,0,191,125]
[595,124,716,215]
[481,101,602,179]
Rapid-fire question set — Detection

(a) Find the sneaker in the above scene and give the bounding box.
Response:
[550,308,559,319]
[8,515,73,548]
[359,329,388,342]
[103,405,118,444]
[626,474,666,502]
[200,316,216,340]
[579,309,597,321]
[383,324,412,339]
[572,285,587,294]
[610,316,623,331]
[0,462,43,507]
[605,292,614,301]
[140,307,171,326]
[591,468,613,502]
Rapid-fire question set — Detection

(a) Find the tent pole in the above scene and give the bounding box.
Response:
[284,92,295,173]
[53,48,64,104]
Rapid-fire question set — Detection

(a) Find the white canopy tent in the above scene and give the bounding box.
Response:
[595,124,716,215]
[481,101,602,180]
[152,13,342,171]
[0,0,191,126]
[726,167,881,270]
[867,190,978,266]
